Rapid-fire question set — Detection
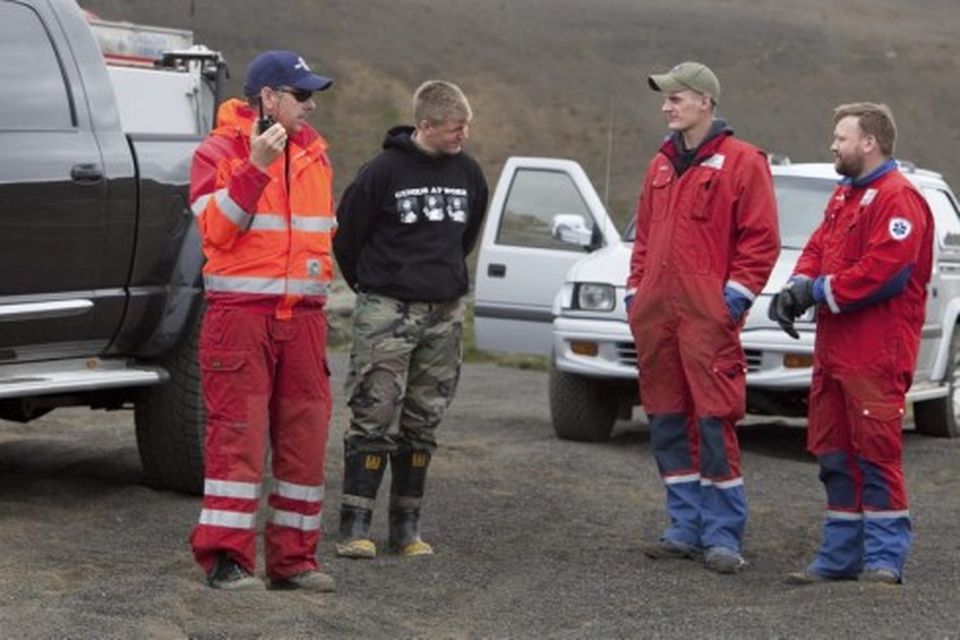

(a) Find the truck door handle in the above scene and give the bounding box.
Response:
[70,163,104,184]
[488,263,506,278]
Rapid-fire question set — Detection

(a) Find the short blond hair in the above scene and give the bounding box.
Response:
[413,80,472,125]
[834,102,897,156]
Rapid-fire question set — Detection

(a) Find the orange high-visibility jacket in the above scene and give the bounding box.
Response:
[189,98,335,318]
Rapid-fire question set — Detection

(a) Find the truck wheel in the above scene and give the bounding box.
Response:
[549,361,618,442]
[915,325,960,438]
[134,309,205,494]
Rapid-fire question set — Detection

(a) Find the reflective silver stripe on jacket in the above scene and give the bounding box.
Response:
[204,479,261,500]
[198,508,256,529]
[292,215,337,233]
[215,189,253,229]
[288,278,329,296]
[270,508,322,531]
[191,193,214,216]
[273,480,325,503]
[204,275,329,297]
[248,214,288,231]
[247,214,337,233]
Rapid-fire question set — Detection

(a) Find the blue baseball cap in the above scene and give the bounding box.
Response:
[243,50,333,96]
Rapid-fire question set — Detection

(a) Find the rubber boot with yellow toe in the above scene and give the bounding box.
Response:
[337,450,386,559]
[388,448,434,556]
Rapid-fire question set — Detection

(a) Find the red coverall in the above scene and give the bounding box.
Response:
[794,159,932,579]
[627,128,779,553]
[188,99,336,581]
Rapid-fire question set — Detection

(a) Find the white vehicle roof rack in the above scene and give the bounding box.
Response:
[86,16,194,68]
[81,11,228,136]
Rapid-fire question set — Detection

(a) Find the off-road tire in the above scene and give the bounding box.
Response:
[134,309,205,493]
[549,361,618,442]
[915,325,960,438]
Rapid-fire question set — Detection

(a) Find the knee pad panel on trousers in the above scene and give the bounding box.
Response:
[698,417,732,479]
[858,458,907,511]
[649,413,695,474]
[817,451,858,509]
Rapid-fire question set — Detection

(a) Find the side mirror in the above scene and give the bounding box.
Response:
[551,214,594,248]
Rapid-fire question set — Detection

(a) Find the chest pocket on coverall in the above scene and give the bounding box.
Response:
[690,171,718,221]
[841,208,866,262]
[650,168,673,221]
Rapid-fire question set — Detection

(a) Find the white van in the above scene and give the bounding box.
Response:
[474,157,960,441]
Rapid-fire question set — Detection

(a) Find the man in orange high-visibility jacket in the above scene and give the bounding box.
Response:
[188,50,337,592]
[626,62,779,575]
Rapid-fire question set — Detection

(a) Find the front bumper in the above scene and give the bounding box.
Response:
[552,315,816,391]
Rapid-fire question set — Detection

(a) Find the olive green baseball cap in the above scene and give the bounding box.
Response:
[648,61,720,101]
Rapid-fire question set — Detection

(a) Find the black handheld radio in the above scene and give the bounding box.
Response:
[257,99,276,134]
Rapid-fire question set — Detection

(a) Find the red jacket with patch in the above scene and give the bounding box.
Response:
[627,132,780,311]
[795,163,933,375]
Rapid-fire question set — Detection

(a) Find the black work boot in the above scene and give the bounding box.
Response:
[337,450,387,559]
[207,552,263,590]
[388,448,434,556]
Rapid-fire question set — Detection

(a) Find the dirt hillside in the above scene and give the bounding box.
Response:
[82,0,960,226]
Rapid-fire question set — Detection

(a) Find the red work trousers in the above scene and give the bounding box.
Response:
[807,365,910,512]
[190,305,332,580]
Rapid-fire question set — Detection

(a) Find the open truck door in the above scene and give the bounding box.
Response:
[474,157,620,355]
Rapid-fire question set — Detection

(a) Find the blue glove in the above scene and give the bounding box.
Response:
[723,285,751,323]
[624,293,635,312]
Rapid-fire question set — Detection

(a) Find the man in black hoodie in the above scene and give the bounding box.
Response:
[333,80,488,558]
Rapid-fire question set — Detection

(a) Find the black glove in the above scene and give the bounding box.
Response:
[768,292,799,339]
[783,277,816,316]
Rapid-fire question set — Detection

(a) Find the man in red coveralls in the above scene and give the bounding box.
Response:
[774,103,932,586]
[188,50,338,592]
[626,61,779,574]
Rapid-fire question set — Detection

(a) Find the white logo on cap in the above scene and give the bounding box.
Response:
[889,216,912,241]
[295,56,311,71]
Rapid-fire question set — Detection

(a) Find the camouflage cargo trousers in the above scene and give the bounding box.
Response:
[344,292,464,454]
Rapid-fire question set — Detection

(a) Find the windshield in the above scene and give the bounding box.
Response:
[622,174,835,249]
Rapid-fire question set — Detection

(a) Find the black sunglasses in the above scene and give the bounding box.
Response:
[274,87,313,103]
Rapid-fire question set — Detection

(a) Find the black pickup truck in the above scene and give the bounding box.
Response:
[0,0,226,493]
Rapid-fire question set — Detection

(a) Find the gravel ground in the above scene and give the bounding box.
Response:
[1,354,959,639]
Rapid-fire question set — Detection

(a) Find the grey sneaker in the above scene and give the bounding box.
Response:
[860,568,900,585]
[704,547,746,574]
[269,570,337,593]
[207,553,264,591]
[640,538,703,561]
[785,569,856,585]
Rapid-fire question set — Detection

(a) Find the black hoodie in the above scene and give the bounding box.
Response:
[333,126,489,302]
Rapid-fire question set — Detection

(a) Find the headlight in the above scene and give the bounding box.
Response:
[576,283,615,311]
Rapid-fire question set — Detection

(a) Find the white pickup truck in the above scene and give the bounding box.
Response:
[474,157,960,442]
